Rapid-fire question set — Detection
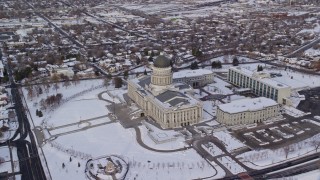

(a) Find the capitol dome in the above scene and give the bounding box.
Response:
[153,55,171,68]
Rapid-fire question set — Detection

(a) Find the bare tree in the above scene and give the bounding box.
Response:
[311,138,320,152]
[283,146,290,159]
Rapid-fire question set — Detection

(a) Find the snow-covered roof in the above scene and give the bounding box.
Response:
[218,97,278,114]
[229,67,289,89]
[130,75,200,109]
[173,69,213,79]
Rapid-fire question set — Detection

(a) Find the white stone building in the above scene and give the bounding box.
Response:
[228,67,291,104]
[128,55,203,129]
[173,69,214,88]
[216,97,280,125]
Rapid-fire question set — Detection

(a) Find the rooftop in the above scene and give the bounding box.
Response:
[153,55,171,68]
[131,75,199,109]
[173,69,213,79]
[229,67,289,89]
[218,97,278,114]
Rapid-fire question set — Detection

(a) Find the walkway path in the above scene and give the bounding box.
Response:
[47,115,109,131]
[50,121,115,138]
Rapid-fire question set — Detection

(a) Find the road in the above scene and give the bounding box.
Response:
[286,37,320,58]
[0,49,47,180]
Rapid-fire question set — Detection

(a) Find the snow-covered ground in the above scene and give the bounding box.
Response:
[291,169,320,180]
[213,131,246,152]
[217,156,246,174]
[0,146,19,174]
[139,122,187,150]
[22,79,105,127]
[45,123,216,180]
[202,142,224,157]
[238,133,320,170]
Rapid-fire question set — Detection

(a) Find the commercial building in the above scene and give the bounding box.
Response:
[128,55,203,129]
[227,67,291,104]
[216,97,280,125]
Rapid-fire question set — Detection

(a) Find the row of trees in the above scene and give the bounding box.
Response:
[39,93,63,110]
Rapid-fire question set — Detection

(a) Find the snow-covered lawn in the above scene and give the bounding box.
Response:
[213,131,246,152]
[205,78,233,95]
[46,96,109,128]
[217,156,246,174]
[44,123,216,180]
[202,142,224,157]
[101,92,120,103]
[108,88,127,102]
[22,79,104,127]
[0,120,18,143]
[139,122,186,150]
[290,169,320,180]
[238,133,320,170]
[202,101,218,121]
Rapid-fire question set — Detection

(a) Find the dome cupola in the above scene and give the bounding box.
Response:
[153,55,171,68]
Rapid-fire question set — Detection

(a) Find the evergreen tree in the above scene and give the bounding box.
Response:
[257,65,263,72]
[38,87,43,95]
[212,61,222,68]
[70,157,72,162]
[38,111,43,117]
[144,69,147,75]
[232,56,239,66]
[217,61,222,68]
[106,73,112,79]
[136,58,141,65]
[190,62,199,70]
[113,77,123,88]
[123,70,129,79]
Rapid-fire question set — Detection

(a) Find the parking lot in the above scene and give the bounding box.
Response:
[232,116,320,150]
[297,87,320,116]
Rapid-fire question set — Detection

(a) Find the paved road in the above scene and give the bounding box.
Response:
[286,37,320,58]
[265,159,320,179]
[0,49,47,180]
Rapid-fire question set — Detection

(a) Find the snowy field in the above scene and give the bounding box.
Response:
[217,156,246,174]
[22,79,105,127]
[202,142,224,157]
[238,133,320,170]
[45,123,216,180]
[213,131,246,152]
[291,169,320,180]
[139,122,187,150]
